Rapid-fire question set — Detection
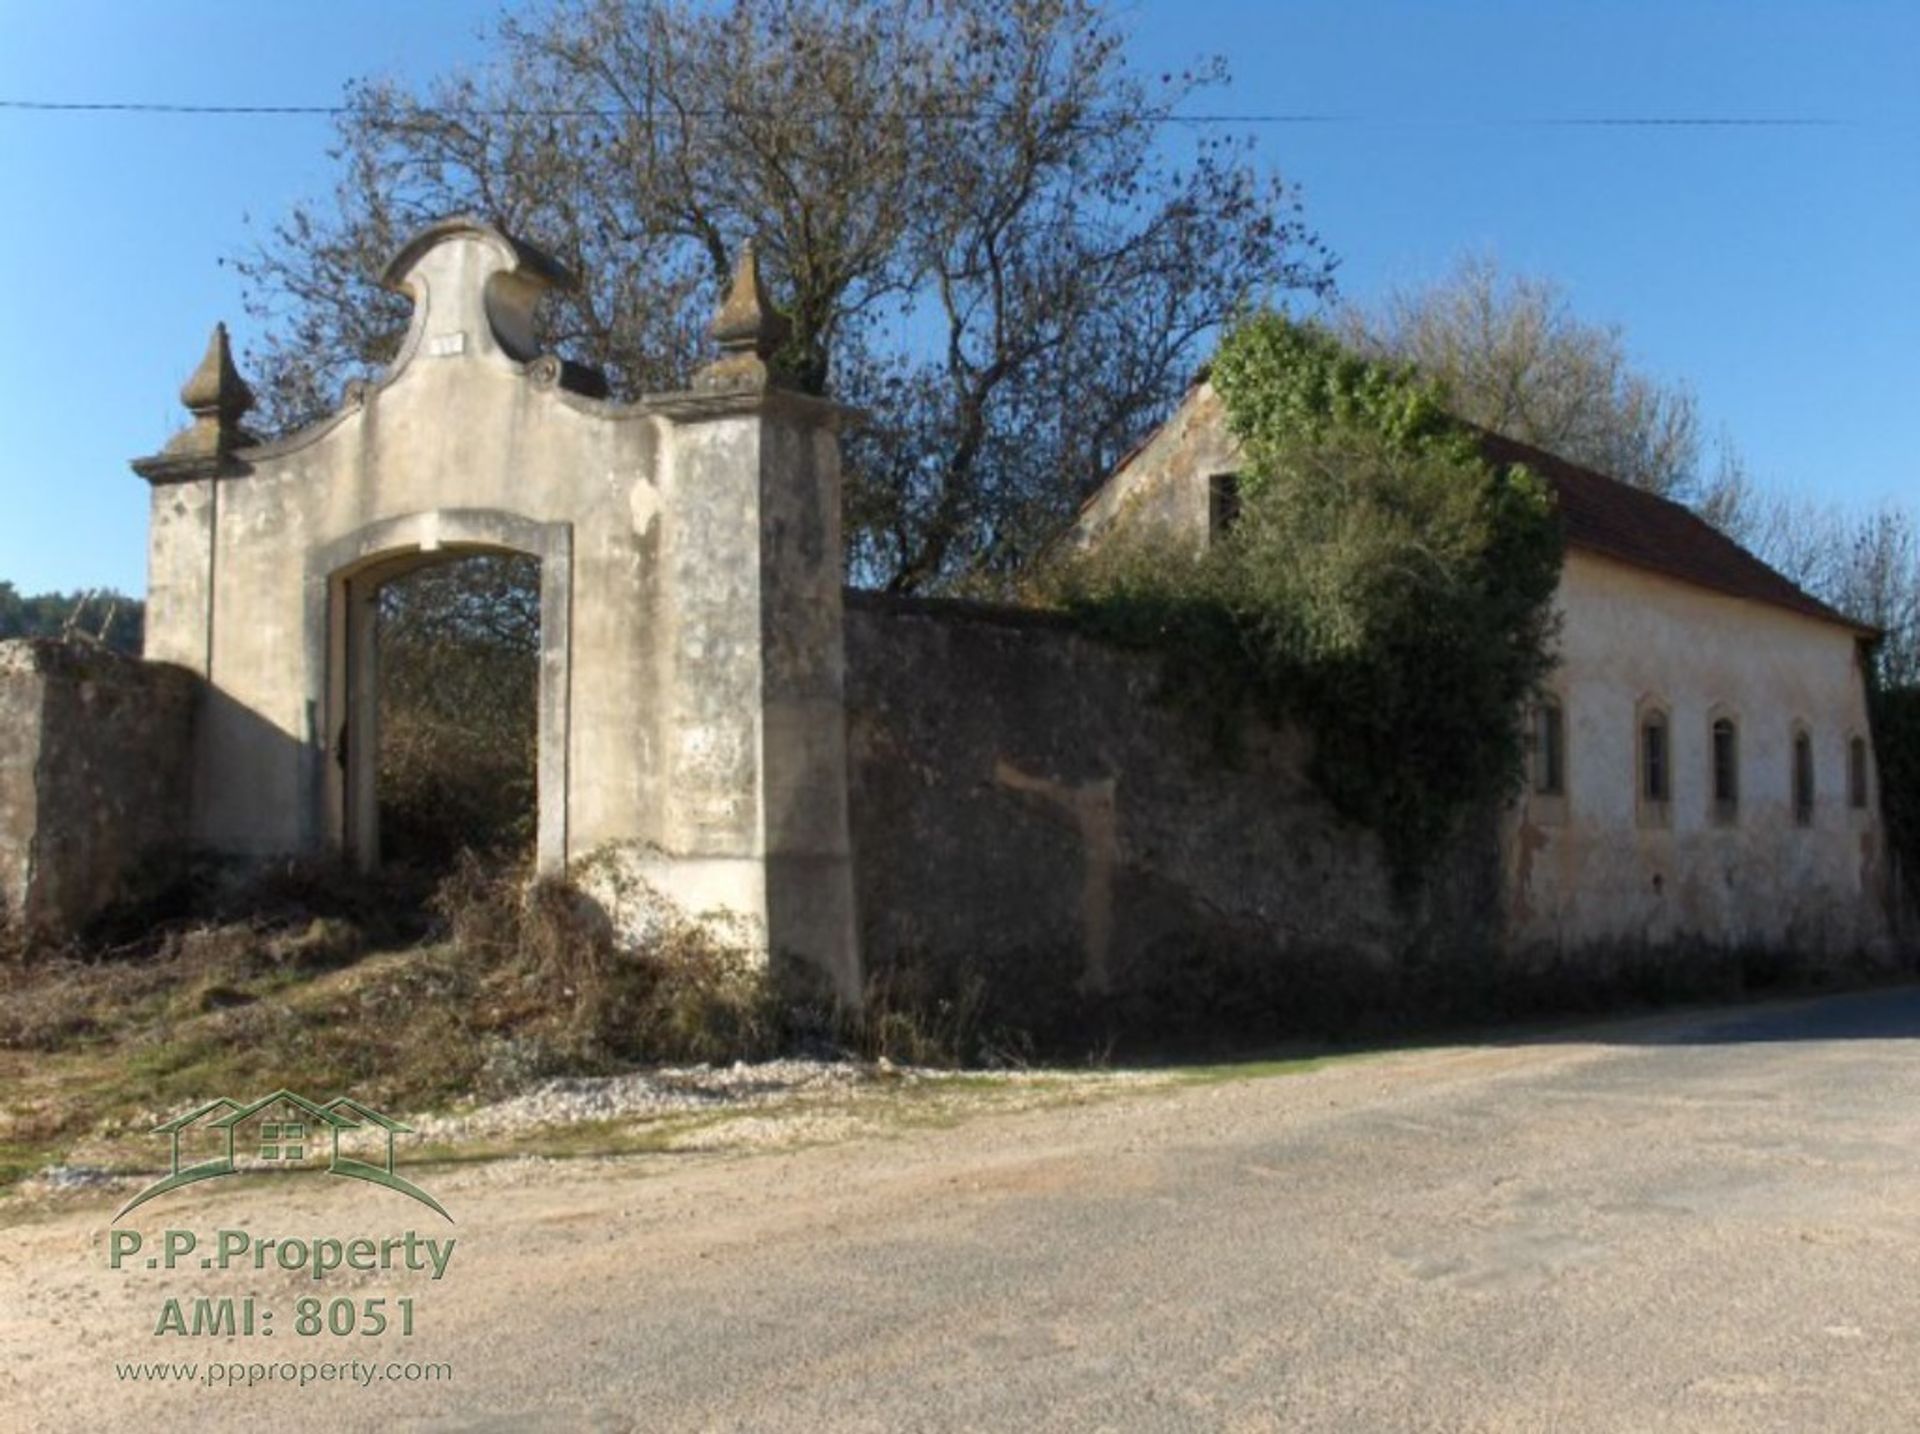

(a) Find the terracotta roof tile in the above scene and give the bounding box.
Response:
[1470,427,1870,633]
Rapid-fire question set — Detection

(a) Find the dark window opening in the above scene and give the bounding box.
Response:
[1793,730,1815,826]
[1849,736,1869,809]
[1642,713,1669,804]
[1208,473,1242,538]
[1532,701,1565,795]
[1711,717,1738,816]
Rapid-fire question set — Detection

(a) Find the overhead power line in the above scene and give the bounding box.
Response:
[0,98,1849,127]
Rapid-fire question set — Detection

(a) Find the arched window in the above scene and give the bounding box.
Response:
[1849,736,1870,809]
[1711,716,1738,819]
[1531,699,1565,796]
[1641,709,1670,805]
[1792,729,1815,827]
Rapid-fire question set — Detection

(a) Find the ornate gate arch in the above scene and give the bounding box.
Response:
[307,509,572,874]
[131,218,861,998]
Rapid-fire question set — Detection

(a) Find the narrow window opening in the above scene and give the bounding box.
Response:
[1711,717,1738,819]
[1792,730,1815,827]
[1641,712,1669,805]
[1531,700,1565,796]
[1208,473,1242,539]
[1849,736,1869,809]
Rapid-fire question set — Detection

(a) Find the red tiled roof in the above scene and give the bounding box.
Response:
[1081,383,1871,635]
[1470,427,1871,634]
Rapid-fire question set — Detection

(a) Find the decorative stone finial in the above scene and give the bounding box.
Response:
[132,323,259,483]
[180,323,254,429]
[696,240,793,391]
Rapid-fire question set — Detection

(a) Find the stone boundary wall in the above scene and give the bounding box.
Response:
[0,640,197,942]
[841,593,1501,1008]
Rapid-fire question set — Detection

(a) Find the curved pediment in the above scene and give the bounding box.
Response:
[219,217,608,466]
[379,214,578,371]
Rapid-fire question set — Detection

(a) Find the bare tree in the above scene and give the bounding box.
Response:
[1337,255,1920,684]
[1835,507,1920,687]
[1339,254,1702,501]
[235,0,1332,591]
[1717,483,1920,686]
[0,582,144,654]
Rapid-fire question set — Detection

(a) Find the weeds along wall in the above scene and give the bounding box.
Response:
[841,593,1504,1035]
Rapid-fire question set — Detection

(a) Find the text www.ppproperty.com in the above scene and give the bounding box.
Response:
[114,1359,453,1389]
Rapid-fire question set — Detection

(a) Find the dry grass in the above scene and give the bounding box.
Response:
[0,850,1115,1194]
[430,851,785,1067]
[6,852,1882,1198]
[0,855,809,1191]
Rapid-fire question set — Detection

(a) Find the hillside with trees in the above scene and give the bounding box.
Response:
[0,582,143,655]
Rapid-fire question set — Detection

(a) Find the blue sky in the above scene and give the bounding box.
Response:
[2,0,1914,595]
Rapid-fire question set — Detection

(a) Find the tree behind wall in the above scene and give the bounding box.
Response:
[1049,314,1564,892]
[0,582,143,655]
[376,556,541,870]
[235,0,1333,593]
[1337,255,1706,503]
[1717,493,1920,689]
[1339,255,1920,686]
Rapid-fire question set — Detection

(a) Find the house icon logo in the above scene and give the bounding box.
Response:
[114,1089,451,1223]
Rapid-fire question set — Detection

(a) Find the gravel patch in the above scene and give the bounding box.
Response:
[17,1164,136,1197]
[665,1111,875,1151]
[5,1063,1168,1212]
[409,1059,1163,1142]
[410,1059,866,1140]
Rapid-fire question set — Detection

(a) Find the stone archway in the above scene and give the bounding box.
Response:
[309,509,573,875]
[124,217,861,1000]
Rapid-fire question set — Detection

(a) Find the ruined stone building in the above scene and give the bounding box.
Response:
[1075,381,1897,962]
[0,219,1902,1009]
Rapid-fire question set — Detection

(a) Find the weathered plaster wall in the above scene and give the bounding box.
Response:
[0,640,196,939]
[0,646,44,930]
[1510,550,1892,959]
[1075,382,1895,964]
[843,596,1499,996]
[1071,383,1234,552]
[135,221,859,995]
[155,310,665,862]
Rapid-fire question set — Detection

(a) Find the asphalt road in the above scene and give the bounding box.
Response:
[9,986,1920,1431]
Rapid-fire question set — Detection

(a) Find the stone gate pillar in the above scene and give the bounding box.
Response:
[133,322,255,675]
[646,244,861,1001]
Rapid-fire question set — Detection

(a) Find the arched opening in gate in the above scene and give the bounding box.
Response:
[374,551,541,872]
[316,511,572,879]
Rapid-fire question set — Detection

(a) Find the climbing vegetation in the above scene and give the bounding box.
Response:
[1044,314,1564,890]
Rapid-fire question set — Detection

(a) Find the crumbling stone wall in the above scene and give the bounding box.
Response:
[842,595,1502,1012]
[0,640,196,942]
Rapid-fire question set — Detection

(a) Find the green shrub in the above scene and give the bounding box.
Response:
[1048,314,1563,892]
